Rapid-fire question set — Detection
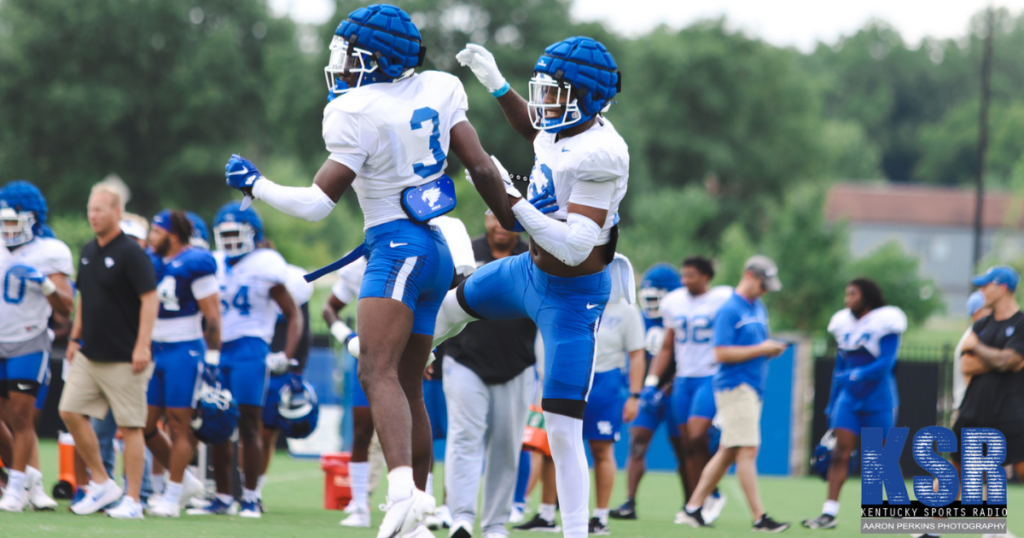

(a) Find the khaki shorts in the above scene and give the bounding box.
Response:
[714,383,763,448]
[58,352,153,428]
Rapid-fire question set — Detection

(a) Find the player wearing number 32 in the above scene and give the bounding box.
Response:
[0,181,74,512]
[222,5,518,537]
[143,210,220,517]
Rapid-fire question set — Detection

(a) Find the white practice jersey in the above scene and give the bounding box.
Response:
[594,300,645,373]
[323,71,469,230]
[660,286,733,378]
[0,237,74,343]
[828,306,907,358]
[283,264,314,307]
[215,249,289,343]
[527,117,629,243]
[331,256,367,305]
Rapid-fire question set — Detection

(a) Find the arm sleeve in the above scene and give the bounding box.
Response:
[252,181,336,223]
[510,205,601,267]
[825,350,846,415]
[191,274,220,301]
[851,334,900,382]
[323,106,375,173]
[125,245,157,295]
[713,307,739,347]
[623,305,646,353]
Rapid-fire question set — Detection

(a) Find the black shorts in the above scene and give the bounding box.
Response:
[951,416,1024,464]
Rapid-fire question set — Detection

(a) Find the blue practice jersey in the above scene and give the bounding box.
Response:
[827,306,907,412]
[153,247,219,343]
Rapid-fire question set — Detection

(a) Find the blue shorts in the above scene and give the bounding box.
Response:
[423,378,447,440]
[262,373,288,429]
[148,340,205,409]
[461,252,610,408]
[830,395,896,437]
[583,369,624,441]
[631,390,680,438]
[361,219,454,336]
[672,375,716,423]
[351,358,369,408]
[35,366,51,410]
[220,337,270,407]
[0,350,49,398]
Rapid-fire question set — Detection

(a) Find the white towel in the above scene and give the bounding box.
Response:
[430,215,476,277]
[607,253,636,305]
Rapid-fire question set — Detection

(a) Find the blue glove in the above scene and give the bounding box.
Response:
[225,154,263,192]
[7,264,46,284]
[639,387,663,409]
[509,192,561,232]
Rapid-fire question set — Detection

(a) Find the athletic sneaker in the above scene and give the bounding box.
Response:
[146,494,165,510]
[509,503,526,524]
[148,496,181,518]
[405,523,435,538]
[609,499,636,520]
[71,479,123,515]
[186,497,239,515]
[70,487,87,506]
[182,472,206,506]
[26,467,57,511]
[0,482,28,512]
[753,514,790,533]
[341,504,372,527]
[588,517,610,535]
[377,490,436,538]
[107,497,145,519]
[676,506,707,528]
[513,514,560,533]
[449,520,473,538]
[425,513,442,530]
[436,505,453,528]
[239,499,261,518]
[802,514,837,529]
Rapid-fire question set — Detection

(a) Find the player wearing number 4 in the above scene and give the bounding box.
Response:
[195,202,302,519]
[222,5,518,538]
[0,181,73,512]
[143,210,220,517]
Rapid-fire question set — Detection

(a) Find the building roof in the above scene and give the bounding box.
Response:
[826,182,1024,229]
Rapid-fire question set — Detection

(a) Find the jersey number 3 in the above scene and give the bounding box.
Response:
[410,107,446,178]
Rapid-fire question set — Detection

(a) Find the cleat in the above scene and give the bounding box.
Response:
[513,513,560,532]
[239,499,261,518]
[186,497,238,515]
[341,504,372,527]
[148,497,181,518]
[609,499,636,520]
[107,497,145,519]
[802,514,836,529]
[676,506,706,528]
[588,517,610,535]
[449,520,473,538]
[71,479,123,515]
[703,491,727,525]
[377,490,436,538]
[753,514,790,533]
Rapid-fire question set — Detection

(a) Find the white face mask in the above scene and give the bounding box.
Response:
[0,207,35,247]
[214,222,255,259]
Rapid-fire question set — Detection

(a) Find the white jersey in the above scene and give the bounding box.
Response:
[283,264,314,307]
[331,256,368,305]
[527,117,629,243]
[594,300,645,373]
[323,71,469,230]
[660,286,733,378]
[828,306,907,358]
[0,237,74,343]
[215,249,289,343]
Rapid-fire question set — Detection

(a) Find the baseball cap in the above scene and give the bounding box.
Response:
[119,218,148,241]
[971,265,1019,292]
[744,255,782,292]
[966,291,986,316]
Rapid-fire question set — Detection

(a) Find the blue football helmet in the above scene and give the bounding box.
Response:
[187,211,210,250]
[0,180,48,247]
[529,36,621,132]
[191,365,240,445]
[810,429,858,480]
[276,374,320,439]
[213,201,264,260]
[325,4,424,99]
[638,263,682,319]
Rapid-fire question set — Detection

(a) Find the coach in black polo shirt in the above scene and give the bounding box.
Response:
[956,265,1024,477]
[442,212,538,537]
[59,183,157,518]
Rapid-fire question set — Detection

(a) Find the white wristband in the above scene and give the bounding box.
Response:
[205,350,221,366]
[330,320,352,343]
[644,375,659,387]
[41,278,57,296]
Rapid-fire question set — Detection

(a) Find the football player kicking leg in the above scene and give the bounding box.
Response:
[225,5,518,537]
[0,181,76,512]
[142,211,221,517]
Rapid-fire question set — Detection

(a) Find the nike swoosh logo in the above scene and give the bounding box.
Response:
[227,167,249,176]
[586,303,598,309]
[561,148,570,152]
[17,383,32,390]
[390,242,408,248]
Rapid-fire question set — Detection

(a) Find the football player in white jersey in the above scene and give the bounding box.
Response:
[803,279,905,529]
[189,202,301,519]
[221,5,519,536]
[0,181,74,512]
[647,256,733,524]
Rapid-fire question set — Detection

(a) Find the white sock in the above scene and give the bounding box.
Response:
[7,470,26,494]
[350,461,370,508]
[823,500,839,517]
[242,488,259,503]
[216,493,235,505]
[164,482,183,505]
[539,503,557,522]
[545,412,590,538]
[387,466,414,503]
[425,472,434,497]
[594,508,609,525]
[152,473,165,495]
[256,475,267,497]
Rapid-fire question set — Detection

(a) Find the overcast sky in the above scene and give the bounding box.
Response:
[272,0,1024,52]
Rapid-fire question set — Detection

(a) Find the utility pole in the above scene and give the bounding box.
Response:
[973,7,994,271]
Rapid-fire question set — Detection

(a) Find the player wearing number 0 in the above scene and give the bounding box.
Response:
[143,210,220,517]
[195,202,301,519]
[0,181,74,512]
[646,257,732,524]
[221,5,518,537]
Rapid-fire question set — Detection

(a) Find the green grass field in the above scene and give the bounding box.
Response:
[3,440,1023,537]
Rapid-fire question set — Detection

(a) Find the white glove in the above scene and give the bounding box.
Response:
[205,349,221,366]
[266,351,290,375]
[456,44,507,94]
[331,321,352,343]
